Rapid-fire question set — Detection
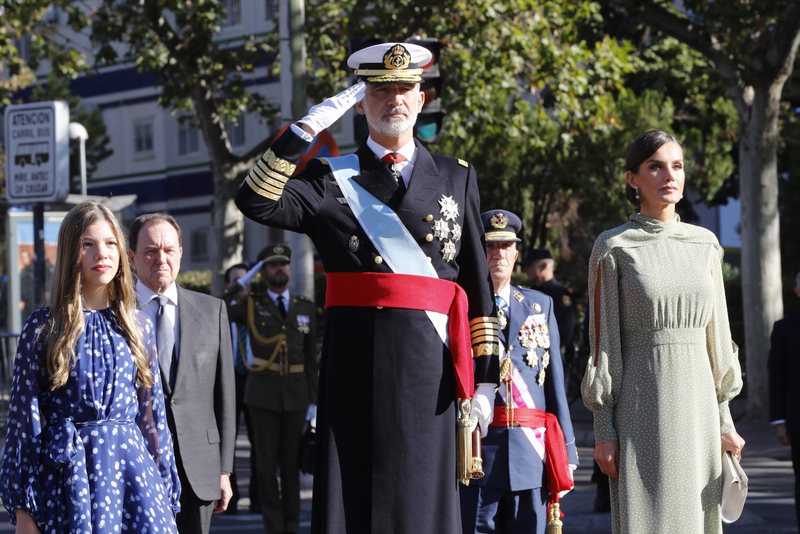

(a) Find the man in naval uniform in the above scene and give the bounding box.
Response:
[224,244,318,534]
[235,42,500,534]
[460,210,578,534]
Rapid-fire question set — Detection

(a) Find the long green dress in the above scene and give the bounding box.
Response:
[582,214,743,534]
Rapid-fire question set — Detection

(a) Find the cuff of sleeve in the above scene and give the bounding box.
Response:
[291,123,314,142]
[719,400,735,435]
[470,317,500,358]
[592,406,617,444]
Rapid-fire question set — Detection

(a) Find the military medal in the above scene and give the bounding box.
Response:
[518,317,538,368]
[297,315,311,334]
[438,195,460,221]
[432,219,450,240]
[451,222,462,242]
[441,241,456,262]
[349,235,360,252]
[533,302,541,313]
[497,306,507,330]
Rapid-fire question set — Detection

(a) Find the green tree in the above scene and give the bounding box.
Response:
[605,0,800,420]
[91,0,279,295]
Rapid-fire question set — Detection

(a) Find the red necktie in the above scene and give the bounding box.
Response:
[381,152,407,190]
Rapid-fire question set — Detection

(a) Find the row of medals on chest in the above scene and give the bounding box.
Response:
[499,296,551,386]
[348,195,462,262]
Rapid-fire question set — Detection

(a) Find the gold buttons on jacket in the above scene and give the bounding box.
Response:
[426,234,434,242]
[375,256,383,264]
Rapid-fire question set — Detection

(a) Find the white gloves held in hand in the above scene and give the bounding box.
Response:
[237,260,264,287]
[469,383,496,438]
[298,82,366,136]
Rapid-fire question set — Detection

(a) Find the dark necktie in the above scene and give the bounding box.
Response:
[155,295,177,388]
[381,152,407,191]
[277,295,287,319]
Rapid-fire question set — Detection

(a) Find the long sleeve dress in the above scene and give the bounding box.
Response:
[581,214,743,534]
[0,307,181,533]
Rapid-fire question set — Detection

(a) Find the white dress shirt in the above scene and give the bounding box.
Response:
[267,288,291,314]
[366,136,417,189]
[136,280,181,357]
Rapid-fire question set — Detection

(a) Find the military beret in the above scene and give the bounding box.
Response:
[480,209,522,242]
[520,248,553,265]
[257,243,292,264]
[348,42,432,84]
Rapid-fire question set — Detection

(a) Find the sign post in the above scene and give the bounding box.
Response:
[4,101,70,312]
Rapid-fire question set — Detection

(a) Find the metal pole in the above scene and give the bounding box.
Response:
[79,136,87,196]
[32,203,45,308]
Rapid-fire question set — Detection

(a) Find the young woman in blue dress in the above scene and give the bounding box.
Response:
[1,201,180,533]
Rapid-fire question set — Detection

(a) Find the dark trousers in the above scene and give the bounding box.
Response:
[230,371,259,508]
[791,432,800,531]
[460,484,547,534]
[249,405,306,534]
[175,447,215,534]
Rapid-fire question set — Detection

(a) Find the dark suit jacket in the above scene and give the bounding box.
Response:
[769,310,800,432]
[476,286,578,491]
[162,286,236,501]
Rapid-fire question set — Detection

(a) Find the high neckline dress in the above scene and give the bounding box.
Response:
[0,307,181,533]
[582,214,743,533]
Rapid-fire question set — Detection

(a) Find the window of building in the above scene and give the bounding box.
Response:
[267,114,282,139]
[191,228,209,262]
[265,0,277,20]
[134,120,154,155]
[226,115,246,147]
[178,122,200,156]
[221,0,241,27]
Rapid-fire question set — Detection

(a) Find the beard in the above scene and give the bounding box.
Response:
[267,272,289,287]
[363,97,419,138]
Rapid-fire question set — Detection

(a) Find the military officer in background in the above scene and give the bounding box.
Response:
[460,210,578,534]
[224,244,318,534]
[236,41,498,534]
[521,248,577,367]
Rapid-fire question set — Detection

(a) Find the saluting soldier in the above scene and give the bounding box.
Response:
[224,244,318,534]
[460,210,578,534]
[235,42,499,534]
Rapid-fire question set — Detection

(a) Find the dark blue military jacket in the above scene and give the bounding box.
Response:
[236,129,498,534]
[476,286,579,492]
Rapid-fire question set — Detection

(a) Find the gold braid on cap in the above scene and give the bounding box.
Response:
[245,148,298,201]
[470,317,500,357]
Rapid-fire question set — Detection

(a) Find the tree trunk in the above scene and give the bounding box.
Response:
[210,167,245,297]
[738,83,784,420]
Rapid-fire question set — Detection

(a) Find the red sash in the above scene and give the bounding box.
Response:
[325,272,474,399]
[491,406,574,501]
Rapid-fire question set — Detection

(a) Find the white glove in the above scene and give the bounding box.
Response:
[558,464,577,498]
[468,383,496,438]
[298,82,366,136]
[306,403,316,422]
[237,260,264,287]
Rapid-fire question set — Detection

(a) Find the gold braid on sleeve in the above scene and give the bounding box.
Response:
[244,148,298,201]
[470,317,499,358]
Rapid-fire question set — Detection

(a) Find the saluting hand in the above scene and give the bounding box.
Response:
[297,82,366,137]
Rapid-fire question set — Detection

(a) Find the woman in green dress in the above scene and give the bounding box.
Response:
[582,130,746,533]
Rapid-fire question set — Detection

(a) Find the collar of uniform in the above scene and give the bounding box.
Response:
[137,279,179,308]
[266,288,290,307]
[366,136,416,167]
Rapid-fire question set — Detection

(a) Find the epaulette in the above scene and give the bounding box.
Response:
[457,158,469,168]
[296,294,313,302]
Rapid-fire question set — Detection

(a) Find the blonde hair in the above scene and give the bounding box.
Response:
[46,201,153,389]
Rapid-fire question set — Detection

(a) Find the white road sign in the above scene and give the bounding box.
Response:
[5,100,70,203]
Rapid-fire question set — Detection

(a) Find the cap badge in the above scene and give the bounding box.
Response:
[438,195,460,221]
[491,213,509,229]
[349,235,360,252]
[274,245,285,254]
[384,44,411,71]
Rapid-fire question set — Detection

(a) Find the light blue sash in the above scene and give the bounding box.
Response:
[326,155,449,345]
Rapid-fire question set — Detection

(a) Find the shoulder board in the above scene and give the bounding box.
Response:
[457,158,469,168]
[295,294,313,302]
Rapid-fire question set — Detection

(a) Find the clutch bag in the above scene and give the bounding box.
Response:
[720,450,748,523]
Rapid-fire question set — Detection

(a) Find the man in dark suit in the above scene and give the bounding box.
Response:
[128,213,236,534]
[769,271,800,529]
[235,42,499,534]
[224,244,318,534]
[460,210,578,534]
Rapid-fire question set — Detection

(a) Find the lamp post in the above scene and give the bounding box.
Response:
[69,122,88,195]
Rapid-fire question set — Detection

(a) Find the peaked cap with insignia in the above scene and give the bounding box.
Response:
[257,243,292,264]
[480,209,522,242]
[348,42,433,84]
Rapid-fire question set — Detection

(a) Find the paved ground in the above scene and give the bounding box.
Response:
[0,397,795,533]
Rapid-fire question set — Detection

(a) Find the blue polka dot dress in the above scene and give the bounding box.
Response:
[0,308,181,533]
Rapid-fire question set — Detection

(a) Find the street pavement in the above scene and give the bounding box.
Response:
[0,398,795,533]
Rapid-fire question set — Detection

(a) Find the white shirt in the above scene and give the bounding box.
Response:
[136,280,181,357]
[496,284,512,310]
[366,136,417,188]
[267,288,291,314]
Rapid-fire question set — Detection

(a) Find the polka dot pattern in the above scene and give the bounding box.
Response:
[582,214,743,534]
[0,308,181,533]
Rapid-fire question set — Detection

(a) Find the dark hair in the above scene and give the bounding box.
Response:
[224,263,250,284]
[128,213,182,252]
[624,130,682,206]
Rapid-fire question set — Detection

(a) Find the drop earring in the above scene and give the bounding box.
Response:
[634,185,639,201]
